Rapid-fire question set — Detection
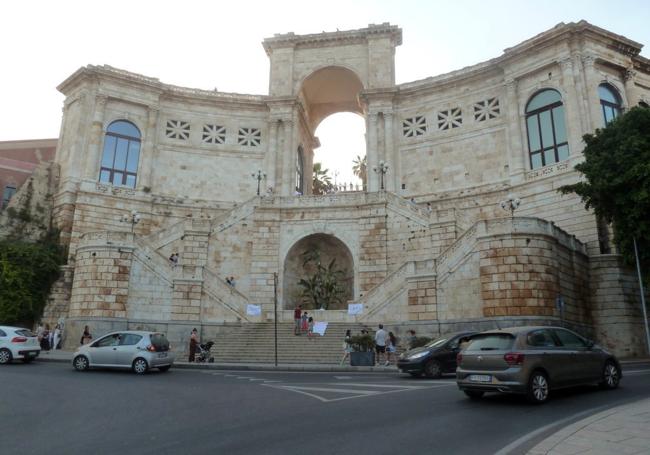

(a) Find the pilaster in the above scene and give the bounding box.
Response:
[83,94,107,181]
[504,79,526,182]
[366,113,379,192]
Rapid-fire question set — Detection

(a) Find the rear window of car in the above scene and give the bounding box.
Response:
[465,334,515,351]
[151,333,169,352]
[120,334,143,346]
[16,329,35,337]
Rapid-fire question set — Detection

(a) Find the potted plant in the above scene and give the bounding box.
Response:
[349,333,375,366]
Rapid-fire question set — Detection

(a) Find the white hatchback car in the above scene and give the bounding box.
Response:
[0,326,41,364]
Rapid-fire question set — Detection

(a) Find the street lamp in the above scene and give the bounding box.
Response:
[499,194,521,217]
[373,160,389,191]
[121,210,141,233]
[251,170,266,196]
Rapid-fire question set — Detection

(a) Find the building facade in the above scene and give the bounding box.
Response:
[30,21,650,356]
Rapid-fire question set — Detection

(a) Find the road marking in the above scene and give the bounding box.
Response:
[334,376,352,380]
[248,378,265,381]
[623,369,650,375]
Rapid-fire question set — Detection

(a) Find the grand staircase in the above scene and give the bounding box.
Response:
[208,322,367,364]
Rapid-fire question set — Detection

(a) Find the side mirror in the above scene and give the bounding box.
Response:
[586,340,595,349]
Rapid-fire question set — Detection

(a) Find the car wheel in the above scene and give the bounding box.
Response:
[527,371,550,404]
[158,365,171,372]
[600,361,620,390]
[132,358,149,375]
[424,360,442,378]
[73,355,89,371]
[0,348,12,365]
[464,390,484,400]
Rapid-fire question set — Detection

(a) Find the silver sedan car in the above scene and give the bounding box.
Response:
[456,326,621,403]
[72,331,174,374]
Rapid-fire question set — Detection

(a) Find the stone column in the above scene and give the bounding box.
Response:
[383,112,396,192]
[283,119,295,196]
[559,58,585,154]
[623,69,641,107]
[265,120,279,193]
[366,113,379,192]
[84,94,108,181]
[581,55,604,131]
[504,79,526,182]
[138,105,159,190]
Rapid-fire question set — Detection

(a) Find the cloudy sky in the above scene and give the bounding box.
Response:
[2,0,649,184]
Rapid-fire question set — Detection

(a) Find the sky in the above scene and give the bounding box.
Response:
[2,0,649,184]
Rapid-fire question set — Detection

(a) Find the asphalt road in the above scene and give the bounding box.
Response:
[2,361,650,455]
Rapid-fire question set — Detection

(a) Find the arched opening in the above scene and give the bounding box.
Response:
[283,234,354,310]
[313,113,366,193]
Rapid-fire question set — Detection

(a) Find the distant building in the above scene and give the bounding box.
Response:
[0,139,56,209]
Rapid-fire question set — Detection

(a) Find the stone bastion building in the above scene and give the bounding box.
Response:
[18,21,650,356]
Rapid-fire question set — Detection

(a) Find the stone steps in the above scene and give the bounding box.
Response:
[206,322,368,364]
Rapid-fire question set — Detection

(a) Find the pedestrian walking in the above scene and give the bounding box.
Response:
[189,328,199,362]
[386,331,397,364]
[41,324,50,350]
[301,311,309,333]
[307,316,315,340]
[80,325,93,345]
[340,329,352,365]
[375,324,389,366]
[406,329,417,349]
[52,324,61,350]
[293,305,302,335]
[169,252,179,267]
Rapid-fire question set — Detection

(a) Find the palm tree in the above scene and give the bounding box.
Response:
[352,155,367,191]
[312,162,333,195]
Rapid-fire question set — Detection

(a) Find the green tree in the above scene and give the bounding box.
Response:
[297,247,347,310]
[0,236,63,325]
[312,162,333,195]
[352,155,367,191]
[559,106,650,281]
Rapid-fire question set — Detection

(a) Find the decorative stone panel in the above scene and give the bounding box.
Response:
[202,124,226,144]
[237,127,261,146]
[402,116,427,137]
[437,108,462,130]
[165,120,190,140]
[473,98,500,121]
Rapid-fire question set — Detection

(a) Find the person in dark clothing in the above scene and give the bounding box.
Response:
[293,305,302,335]
[189,328,199,362]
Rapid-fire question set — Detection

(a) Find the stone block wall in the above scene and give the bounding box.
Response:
[590,255,649,357]
[406,273,437,321]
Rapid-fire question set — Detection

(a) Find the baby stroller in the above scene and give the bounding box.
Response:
[195,341,214,363]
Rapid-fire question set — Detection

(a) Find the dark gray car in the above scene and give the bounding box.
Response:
[456,326,621,403]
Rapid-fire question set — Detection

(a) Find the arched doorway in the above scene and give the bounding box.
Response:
[283,234,354,310]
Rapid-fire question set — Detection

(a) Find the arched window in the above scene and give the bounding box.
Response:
[99,120,141,188]
[525,89,569,169]
[295,146,304,195]
[599,84,622,125]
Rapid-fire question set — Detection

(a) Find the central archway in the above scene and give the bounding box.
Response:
[283,233,354,310]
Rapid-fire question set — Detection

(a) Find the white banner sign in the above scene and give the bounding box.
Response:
[348,303,363,315]
[313,321,328,336]
[246,304,261,316]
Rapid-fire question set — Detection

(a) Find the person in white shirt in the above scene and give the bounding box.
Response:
[374,324,389,366]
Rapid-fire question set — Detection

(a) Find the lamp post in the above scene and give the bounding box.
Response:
[251,170,266,196]
[373,160,389,191]
[499,194,521,217]
[121,210,141,233]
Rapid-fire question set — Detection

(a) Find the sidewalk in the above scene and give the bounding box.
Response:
[36,350,398,372]
[528,398,650,455]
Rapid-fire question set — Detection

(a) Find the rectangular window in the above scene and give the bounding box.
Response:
[557,144,570,161]
[552,106,567,143]
[101,136,117,167]
[112,172,124,186]
[543,148,555,166]
[99,170,111,183]
[126,142,140,173]
[531,153,542,169]
[125,174,136,188]
[539,110,554,149]
[114,138,128,171]
[2,185,17,209]
[527,116,541,151]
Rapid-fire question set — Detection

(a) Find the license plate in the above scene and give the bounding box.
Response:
[468,374,491,383]
[158,352,167,358]
[28,352,37,357]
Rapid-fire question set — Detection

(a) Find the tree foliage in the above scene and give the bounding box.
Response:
[297,247,347,310]
[352,155,367,191]
[312,162,333,195]
[0,235,63,325]
[559,106,650,280]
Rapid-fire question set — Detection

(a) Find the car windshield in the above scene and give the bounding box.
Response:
[424,337,448,348]
[465,334,515,351]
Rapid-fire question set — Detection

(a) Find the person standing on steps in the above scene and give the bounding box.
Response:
[307,316,315,340]
[374,324,389,366]
[293,305,302,335]
[301,311,309,333]
[386,331,397,365]
[340,329,352,365]
[80,325,92,345]
[189,328,199,362]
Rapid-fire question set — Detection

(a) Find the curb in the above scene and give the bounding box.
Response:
[35,353,400,373]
